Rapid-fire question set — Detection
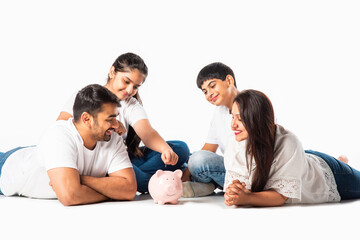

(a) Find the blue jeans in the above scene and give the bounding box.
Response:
[305,150,360,200]
[0,146,31,195]
[188,150,225,188]
[131,140,190,193]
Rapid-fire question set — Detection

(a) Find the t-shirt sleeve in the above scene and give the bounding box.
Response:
[37,125,78,171]
[265,134,304,201]
[107,136,133,174]
[61,92,77,115]
[205,111,218,145]
[123,98,148,127]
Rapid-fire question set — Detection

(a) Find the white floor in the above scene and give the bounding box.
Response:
[1,192,358,239]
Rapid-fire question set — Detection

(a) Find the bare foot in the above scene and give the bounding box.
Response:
[338,155,349,164]
[181,168,191,182]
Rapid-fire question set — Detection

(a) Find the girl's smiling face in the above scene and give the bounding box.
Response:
[231,102,248,142]
[105,67,145,101]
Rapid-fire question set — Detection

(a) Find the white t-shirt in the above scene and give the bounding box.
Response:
[61,92,148,140]
[0,119,133,199]
[206,105,232,154]
[224,125,341,204]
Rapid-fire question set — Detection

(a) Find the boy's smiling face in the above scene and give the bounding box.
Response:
[201,76,234,106]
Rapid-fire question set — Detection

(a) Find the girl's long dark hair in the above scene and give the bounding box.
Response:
[108,53,148,158]
[233,90,276,192]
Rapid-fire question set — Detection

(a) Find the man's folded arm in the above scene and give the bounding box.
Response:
[80,168,137,201]
[47,167,109,206]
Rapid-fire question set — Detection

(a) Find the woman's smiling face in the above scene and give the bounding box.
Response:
[231,102,248,142]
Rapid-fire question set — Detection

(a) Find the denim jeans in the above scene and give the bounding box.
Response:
[0,146,31,195]
[305,150,360,200]
[130,140,190,193]
[187,150,225,189]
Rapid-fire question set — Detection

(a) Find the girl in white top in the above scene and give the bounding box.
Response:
[224,89,360,206]
[57,53,190,192]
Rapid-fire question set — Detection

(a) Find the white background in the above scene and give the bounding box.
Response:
[1,0,359,166]
[1,1,360,238]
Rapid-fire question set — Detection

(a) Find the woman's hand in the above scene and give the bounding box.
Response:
[225,179,288,207]
[161,147,179,166]
[224,179,251,206]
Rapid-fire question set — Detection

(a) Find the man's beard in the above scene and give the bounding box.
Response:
[93,119,113,142]
[103,129,112,142]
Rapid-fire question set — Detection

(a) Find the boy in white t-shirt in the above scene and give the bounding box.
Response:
[182,62,239,197]
[0,84,136,206]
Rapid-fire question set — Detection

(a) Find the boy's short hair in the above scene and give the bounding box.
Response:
[196,62,237,89]
[73,84,120,122]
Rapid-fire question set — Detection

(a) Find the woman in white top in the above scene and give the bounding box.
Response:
[224,89,360,207]
[57,53,190,192]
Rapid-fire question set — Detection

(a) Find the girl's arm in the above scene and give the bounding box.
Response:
[201,143,218,153]
[57,111,72,121]
[133,119,178,165]
[225,180,288,207]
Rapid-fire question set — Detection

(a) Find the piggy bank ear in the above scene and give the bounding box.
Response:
[174,169,183,178]
[155,170,164,177]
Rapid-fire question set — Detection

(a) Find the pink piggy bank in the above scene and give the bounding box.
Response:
[148,169,183,205]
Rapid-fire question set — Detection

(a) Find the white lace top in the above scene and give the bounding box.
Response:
[224,125,341,204]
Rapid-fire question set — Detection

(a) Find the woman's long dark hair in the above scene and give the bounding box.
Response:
[108,53,148,158]
[233,90,276,192]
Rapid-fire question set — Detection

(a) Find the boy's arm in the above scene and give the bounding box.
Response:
[47,167,109,206]
[201,143,218,153]
[80,168,137,201]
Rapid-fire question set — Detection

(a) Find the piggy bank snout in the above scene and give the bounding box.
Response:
[165,182,177,194]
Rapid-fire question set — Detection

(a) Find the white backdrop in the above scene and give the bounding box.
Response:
[1,0,359,168]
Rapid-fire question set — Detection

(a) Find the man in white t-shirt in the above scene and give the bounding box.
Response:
[0,84,136,206]
[182,62,239,198]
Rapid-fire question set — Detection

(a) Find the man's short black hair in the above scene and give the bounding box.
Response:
[73,84,120,122]
[196,62,237,89]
